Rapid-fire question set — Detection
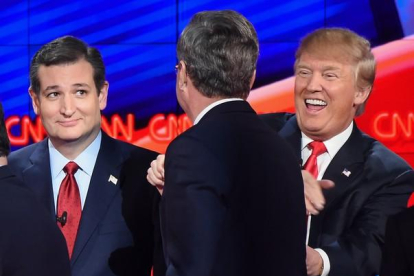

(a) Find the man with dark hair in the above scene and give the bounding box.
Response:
[159,10,306,276]
[261,28,414,276]
[8,36,165,276]
[0,102,71,276]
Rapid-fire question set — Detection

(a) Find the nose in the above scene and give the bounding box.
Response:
[306,73,323,92]
[60,95,76,117]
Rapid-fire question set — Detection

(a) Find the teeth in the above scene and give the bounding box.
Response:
[305,99,327,106]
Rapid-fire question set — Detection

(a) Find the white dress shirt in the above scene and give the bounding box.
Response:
[301,122,353,276]
[193,98,244,125]
[49,131,101,211]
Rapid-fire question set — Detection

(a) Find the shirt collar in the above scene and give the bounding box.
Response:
[301,121,353,159]
[49,131,102,179]
[193,98,244,125]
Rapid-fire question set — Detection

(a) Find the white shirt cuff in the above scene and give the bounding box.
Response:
[314,248,330,276]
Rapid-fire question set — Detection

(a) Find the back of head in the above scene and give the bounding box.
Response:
[295,28,376,115]
[177,10,259,99]
[0,103,10,157]
[29,36,106,95]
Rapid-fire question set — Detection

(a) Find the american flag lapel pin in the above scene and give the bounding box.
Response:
[342,168,351,177]
[108,175,118,185]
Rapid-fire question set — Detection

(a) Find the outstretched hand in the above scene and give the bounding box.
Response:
[302,170,335,215]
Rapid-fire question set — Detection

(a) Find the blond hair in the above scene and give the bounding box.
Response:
[295,28,376,116]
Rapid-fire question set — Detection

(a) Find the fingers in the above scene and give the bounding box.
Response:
[146,155,166,195]
[302,170,335,215]
[302,170,325,212]
[305,197,320,215]
[320,179,335,190]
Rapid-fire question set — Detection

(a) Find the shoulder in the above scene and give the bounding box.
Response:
[364,135,412,175]
[259,112,295,132]
[9,141,41,160]
[102,132,158,161]
[8,142,44,174]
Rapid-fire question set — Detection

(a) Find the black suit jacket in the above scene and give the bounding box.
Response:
[161,101,307,276]
[8,132,165,276]
[0,165,71,276]
[261,113,414,276]
[381,207,414,276]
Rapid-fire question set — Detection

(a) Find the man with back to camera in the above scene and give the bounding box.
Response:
[148,27,414,276]
[8,36,165,276]
[159,10,307,276]
[260,28,414,276]
[0,102,71,276]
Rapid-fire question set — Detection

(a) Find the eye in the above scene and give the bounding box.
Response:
[297,70,311,77]
[324,73,338,79]
[46,92,59,99]
[75,90,87,96]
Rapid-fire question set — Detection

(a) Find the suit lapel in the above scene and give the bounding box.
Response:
[71,133,125,264]
[22,140,55,219]
[309,124,368,246]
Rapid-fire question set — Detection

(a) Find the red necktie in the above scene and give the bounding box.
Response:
[303,141,327,178]
[57,161,82,259]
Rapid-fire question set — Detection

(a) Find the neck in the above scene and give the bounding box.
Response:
[187,95,225,123]
[50,129,100,160]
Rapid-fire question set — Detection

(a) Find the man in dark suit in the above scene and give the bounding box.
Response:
[8,36,165,276]
[159,10,306,276]
[381,206,414,276]
[260,28,414,276]
[0,102,71,276]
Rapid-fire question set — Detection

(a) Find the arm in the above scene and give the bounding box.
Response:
[162,137,228,276]
[322,170,414,276]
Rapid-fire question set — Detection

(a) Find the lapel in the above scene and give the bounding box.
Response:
[22,139,55,219]
[321,124,366,208]
[279,118,369,246]
[309,124,368,246]
[71,132,126,264]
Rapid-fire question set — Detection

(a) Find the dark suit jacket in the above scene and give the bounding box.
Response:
[8,132,165,276]
[261,113,414,276]
[381,207,414,276]
[0,165,71,276]
[161,101,307,276]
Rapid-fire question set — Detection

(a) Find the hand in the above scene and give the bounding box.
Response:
[306,246,323,276]
[146,154,165,195]
[302,170,334,215]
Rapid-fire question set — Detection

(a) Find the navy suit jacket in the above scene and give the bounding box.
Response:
[161,101,307,276]
[261,113,414,276]
[0,165,71,276]
[381,206,414,276]
[8,132,165,276]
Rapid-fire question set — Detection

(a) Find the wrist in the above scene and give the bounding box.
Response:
[318,258,324,276]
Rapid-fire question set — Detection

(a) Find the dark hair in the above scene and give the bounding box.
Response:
[30,35,106,95]
[177,10,259,99]
[0,103,10,157]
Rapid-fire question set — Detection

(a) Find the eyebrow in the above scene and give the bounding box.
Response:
[43,83,91,91]
[296,64,341,71]
[72,83,91,88]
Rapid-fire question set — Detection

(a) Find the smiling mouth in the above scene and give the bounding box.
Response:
[58,119,79,127]
[305,99,327,112]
